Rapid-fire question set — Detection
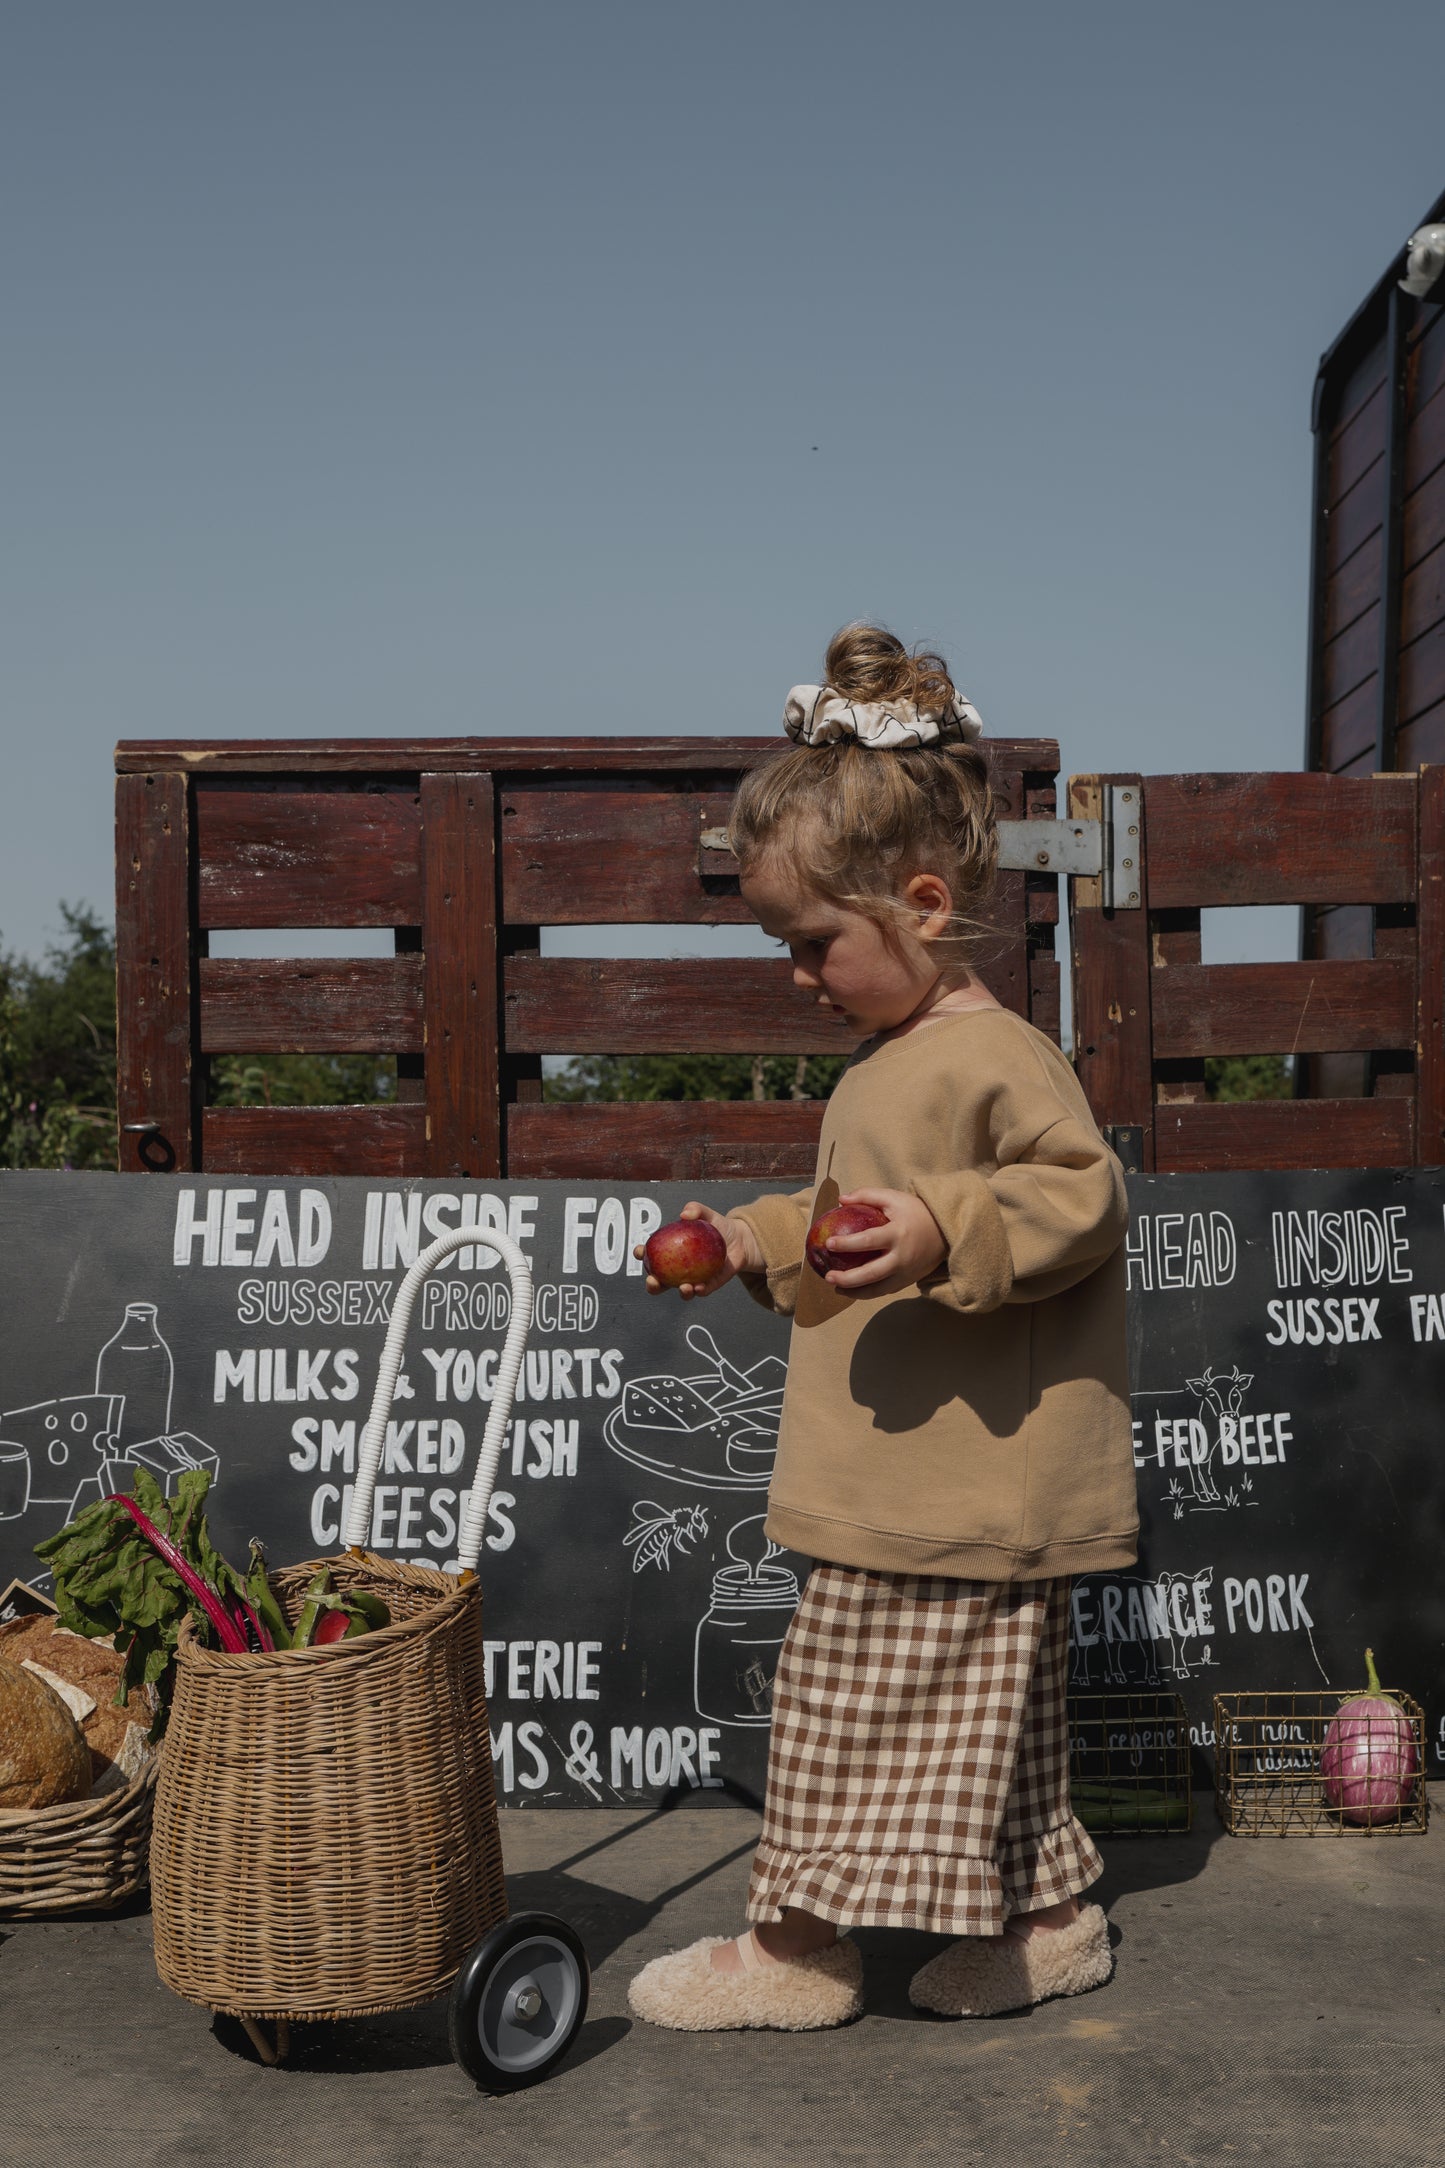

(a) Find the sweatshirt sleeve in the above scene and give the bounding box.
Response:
[910,1076,1127,1315]
[729,1185,814,1317]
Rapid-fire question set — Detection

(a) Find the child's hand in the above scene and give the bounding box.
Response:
[632,1201,764,1299]
[822,1188,947,1297]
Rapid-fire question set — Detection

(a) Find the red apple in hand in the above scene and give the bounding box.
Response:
[644,1217,729,1290]
[805,1202,889,1279]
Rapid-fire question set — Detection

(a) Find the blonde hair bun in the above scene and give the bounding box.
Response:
[823,624,958,715]
[731,624,998,969]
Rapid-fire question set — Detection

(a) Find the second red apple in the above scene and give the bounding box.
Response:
[805,1202,889,1279]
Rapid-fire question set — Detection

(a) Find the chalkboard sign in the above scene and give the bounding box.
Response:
[1,1171,1441,1803]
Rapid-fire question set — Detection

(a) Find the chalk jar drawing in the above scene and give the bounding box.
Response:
[694,1516,801,1729]
[0,1301,220,1529]
[605,1323,801,1727]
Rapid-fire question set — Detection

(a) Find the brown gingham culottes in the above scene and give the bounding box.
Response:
[745,1565,1102,1935]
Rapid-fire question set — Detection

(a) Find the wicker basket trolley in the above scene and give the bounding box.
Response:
[149,1225,588,2089]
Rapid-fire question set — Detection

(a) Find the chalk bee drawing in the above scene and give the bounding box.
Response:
[624,1501,710,1573]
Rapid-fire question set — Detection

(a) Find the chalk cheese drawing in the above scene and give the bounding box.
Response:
[601,1321,785,1493]
[0,1301,219,1527]
[1132,1363,1293,1519]
[694,1515,801,1729]
[623,1501,710,1573]
[1069,1568,1218,1689]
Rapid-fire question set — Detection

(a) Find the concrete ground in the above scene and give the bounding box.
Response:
[4,1792,1442,2168]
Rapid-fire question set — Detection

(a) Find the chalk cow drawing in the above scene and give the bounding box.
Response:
[1181,1367,1254,1506]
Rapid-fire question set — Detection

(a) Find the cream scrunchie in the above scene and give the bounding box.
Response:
[783,683,984,749]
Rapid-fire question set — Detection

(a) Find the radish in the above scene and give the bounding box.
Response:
[1320,1648,1420,1825]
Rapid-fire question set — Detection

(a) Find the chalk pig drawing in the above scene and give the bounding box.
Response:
[1069,1567,1216,1687]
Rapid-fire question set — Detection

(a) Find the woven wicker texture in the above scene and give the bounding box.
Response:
[150,1555,507,2020]
[0,1760,156,1916]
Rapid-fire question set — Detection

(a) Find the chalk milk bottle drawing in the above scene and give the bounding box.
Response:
[605,1321,800,1727]
[0,1300,219,1534]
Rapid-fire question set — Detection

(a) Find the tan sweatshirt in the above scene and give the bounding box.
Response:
[731,1009,1138,1581]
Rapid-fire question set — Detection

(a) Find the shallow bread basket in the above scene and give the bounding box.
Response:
[149,1226,530,2024]
[0,1760,157,1918]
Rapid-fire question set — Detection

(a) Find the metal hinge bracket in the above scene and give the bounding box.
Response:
[700,789,1142,906]
[994,819,1102,878]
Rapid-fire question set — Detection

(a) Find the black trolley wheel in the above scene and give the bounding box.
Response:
[448,1911,589,2091]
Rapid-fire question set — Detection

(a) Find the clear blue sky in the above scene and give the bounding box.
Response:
[3,2,1441,966]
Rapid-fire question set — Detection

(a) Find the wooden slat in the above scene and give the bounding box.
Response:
[1155,1098,1413,1173]
[1400,614,1445,729]
[1403,451,1445,572]
[1310,902,1375,959]
[120,735,1052,777]
[1150,961,1414,1058]
[1322,527,1382,643]
[499,741,1059,933]
[1029,955,1061,1044]
[506,1100,824,1181]
[1318,600,1380,712]
[504,956,855,1053]
[1151,910,1205,1105]
[1323,455,1386,576]
[421,773,502,1178]
[196,786,423,927]
[1401,536,1445,647]
[199,957,423,1052]
[116,771,195,1172]
[1068,776,1154,1164]
[1145,774,1416,908]
[1328,337,1387,440]
[981,759,1031,1021]
[1327,382,1387,507]
[500,786,750,924]
[202,1105,426,1175]
[1402,379,1445,500]
[1409,309,1445,404]
[1417,765,1445,1163]
[1318,678,1377,774]
[1397,699,1445,770]
[1024,876,1060,928]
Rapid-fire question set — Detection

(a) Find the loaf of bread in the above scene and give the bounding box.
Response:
[0,1654,92,1810]
[0,1616,152,1787]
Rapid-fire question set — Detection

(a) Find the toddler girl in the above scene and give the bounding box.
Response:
[628,625,1137,2032]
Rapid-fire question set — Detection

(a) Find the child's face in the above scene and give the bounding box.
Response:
[740,859,949,1036]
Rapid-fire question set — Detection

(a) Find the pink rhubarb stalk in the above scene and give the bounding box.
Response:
[107,1493,250,1653]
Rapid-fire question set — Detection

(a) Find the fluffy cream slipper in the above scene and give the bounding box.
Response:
[909,1904,1112,2018]
[628,1932,863,2032]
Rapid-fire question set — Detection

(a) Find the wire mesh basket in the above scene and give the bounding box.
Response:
[1067,1691,1193,1834]
[1213,1687,1428,1837]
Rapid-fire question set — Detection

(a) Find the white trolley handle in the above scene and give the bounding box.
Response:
[343,1224,534,1576]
